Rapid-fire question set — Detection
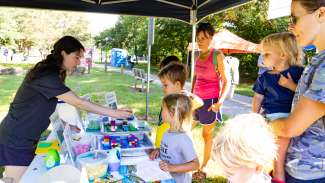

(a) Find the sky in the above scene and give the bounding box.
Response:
[86,13,119,35]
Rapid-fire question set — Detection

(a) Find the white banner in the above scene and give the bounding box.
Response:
[268,0,292,20]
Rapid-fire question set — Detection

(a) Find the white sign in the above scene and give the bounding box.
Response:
[268,0,292,20]
[105,91,118,110]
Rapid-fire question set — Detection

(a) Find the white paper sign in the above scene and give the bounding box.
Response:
[105,91,118,110]
[268,0,291,20]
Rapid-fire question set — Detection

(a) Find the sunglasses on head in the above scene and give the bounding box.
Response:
[289,15,298,24]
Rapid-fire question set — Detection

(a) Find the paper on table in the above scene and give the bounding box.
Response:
[135,158,173,182]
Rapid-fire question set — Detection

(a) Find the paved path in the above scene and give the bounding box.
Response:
[94,64,252,117]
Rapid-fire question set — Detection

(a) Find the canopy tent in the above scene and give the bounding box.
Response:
[0,0,251,24]
[0,0,253,119]
[188,28,260,54]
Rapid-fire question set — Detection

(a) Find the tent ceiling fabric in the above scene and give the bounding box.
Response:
[188,29,260,54]
[0,0,251,23]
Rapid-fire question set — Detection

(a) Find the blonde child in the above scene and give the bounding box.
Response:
[252,32,304,182]
[154,62,203,148]
[212,113,278,183]
[150,94,199,183]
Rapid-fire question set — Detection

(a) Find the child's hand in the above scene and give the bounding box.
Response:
[159,161,173,172]
[278,73,297,91]
[149,149,160,160]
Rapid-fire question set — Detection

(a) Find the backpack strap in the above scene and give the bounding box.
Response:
[212,49,221,73]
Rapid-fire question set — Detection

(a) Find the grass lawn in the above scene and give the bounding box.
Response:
[133,62,160,74]
[0,64,228,182]
[235,83,254,97]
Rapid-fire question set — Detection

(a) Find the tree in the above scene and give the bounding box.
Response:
[0,7,91,57]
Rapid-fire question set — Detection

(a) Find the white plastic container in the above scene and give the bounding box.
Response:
[76,151,109,180]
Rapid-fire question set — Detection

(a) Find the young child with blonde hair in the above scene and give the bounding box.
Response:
[252,32,304,182]
[150,94,199,183]
[212,113,278,183]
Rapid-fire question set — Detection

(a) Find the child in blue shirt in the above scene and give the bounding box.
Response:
[252,32,304,182]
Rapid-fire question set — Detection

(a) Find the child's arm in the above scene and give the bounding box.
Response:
[252,93,264,113]
[159,158,199,173]
[278,73,297,92]
[149,149,160,160]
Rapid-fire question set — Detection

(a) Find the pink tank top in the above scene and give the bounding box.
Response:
[194,49,220,99]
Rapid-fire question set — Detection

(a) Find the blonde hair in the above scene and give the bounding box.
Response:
[261,32,303,66]
[158,63,188,88]
[162,94,192,132]
[212,113,278,175]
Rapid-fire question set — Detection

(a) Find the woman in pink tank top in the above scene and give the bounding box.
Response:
[192,23,231,178]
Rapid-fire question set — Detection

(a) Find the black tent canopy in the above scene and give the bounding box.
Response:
[0,0,251,24]
[0,0,252,119]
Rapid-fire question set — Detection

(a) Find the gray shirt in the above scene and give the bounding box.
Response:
[160,131,197,183]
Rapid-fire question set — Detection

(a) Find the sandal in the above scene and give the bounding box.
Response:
[192,170,207,182]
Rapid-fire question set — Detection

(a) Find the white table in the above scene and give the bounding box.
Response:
[20,127,172,183]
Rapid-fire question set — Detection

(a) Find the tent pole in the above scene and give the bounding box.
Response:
[190,23,196,88]
[146,45,151,120]
[146,17,155,121]
[190,8,197,90]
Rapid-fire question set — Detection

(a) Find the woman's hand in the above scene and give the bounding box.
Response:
[159,161,174,172]
[149,149,160,160]
[109,108,133,119]
[208,101,222,112]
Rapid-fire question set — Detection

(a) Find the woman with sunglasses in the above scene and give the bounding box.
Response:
[270,1,325,183]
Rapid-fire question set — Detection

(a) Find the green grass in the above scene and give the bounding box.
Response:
[0,66,228,182]
[0,63,34,70]
[235,83,254,97]
[133,63,160,74]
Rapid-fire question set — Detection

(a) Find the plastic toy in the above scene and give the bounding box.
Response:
[107,148,121,172]
[111,140,119,149]
[102,116,109,125]
[86,120,100,132]
[127,134,139,148]
[35,139,61,155]
[102,135,110,150]
[110,120,117,132]
[122,120,129,131]
[73,144,91,156]
[44,149,60,169]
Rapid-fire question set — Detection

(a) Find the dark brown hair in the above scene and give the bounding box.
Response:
[26,36,84,82]
[196,22,215,38]
[293,0,325,12]
[158,62,188,88]
[159,55,180,69]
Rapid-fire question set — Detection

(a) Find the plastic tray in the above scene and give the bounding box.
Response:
[101,120,151,135]
[94,133,154,157]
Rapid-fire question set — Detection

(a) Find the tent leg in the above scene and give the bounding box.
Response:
[146,17,154,121]
[190,23,196,89]
[146,45,151,120]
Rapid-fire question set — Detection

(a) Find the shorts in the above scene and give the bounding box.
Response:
[266,113,290,121]
[0,144,36,166]
[286,172,325,183]
[195,97,222,125]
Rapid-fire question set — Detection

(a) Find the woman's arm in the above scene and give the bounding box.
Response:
[159,158,199,173]
[216,53,230,104]
[252,93,264,113]
[270,96,325,137]
[57,91,132,119]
